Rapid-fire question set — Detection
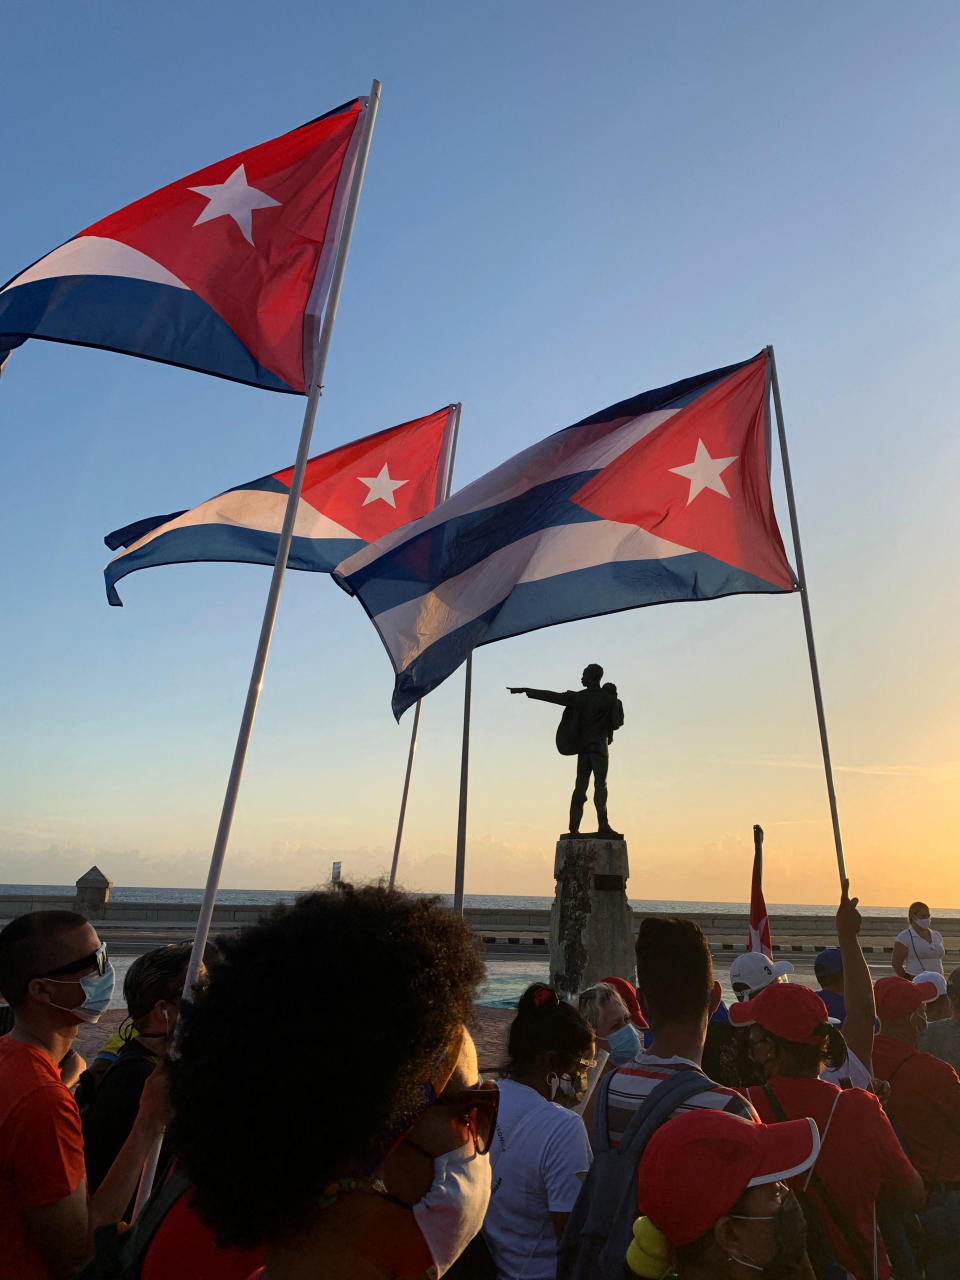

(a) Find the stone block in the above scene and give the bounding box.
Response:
[549,837,636,999]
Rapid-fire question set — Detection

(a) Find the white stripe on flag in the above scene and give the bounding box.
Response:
[336,407,681,578]
[107,489,361,566]
[2,236,189,294]
[375,519,694,672]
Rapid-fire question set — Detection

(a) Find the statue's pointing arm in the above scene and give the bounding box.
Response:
[508,687,569,706]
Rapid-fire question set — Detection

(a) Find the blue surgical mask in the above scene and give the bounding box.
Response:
[607,1021,643,1065]
[45,963,116,1023]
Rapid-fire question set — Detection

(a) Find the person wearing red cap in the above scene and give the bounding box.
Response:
[628,1108,819,1278]
[731,982,923,1279]
[873,975,960,1185]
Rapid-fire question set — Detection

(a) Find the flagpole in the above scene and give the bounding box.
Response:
[132,80,381,1219]
[388,403,462,889]
[453,652,472,915]
[766,345,846,884]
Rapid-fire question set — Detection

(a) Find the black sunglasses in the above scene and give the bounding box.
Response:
[37,941,109,980]
[433,1081,500,1156]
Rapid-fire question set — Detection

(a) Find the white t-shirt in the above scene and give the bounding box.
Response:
[483,1078,593,1280]
[896,926,945,976]
[821,1047,872,1090]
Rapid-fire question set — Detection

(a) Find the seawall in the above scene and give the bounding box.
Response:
[3,887,958,960]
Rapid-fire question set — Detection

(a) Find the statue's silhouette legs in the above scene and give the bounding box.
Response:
[569,749,609,833]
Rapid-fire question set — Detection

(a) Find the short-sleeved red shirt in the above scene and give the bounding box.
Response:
[748,1076,917,1280]
[141,1182,264,1280]
[0,1036,87,1279]
[873,1034,960,1182]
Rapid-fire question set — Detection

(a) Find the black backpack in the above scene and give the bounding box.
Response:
[557,1066,713,1280]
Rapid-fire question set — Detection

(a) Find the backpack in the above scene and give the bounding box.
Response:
[77,1166,191,1280]
[555,703,581,756]
[556,1066,713,1280]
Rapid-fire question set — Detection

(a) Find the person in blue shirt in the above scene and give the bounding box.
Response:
[814,947,846,1021]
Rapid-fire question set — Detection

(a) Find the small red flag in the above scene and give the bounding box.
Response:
[749,825,773,957]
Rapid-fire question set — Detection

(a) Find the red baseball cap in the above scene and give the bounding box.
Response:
[638,1109,819,1247]
[728,982,831,1045]
[875,976,939,1021]
[602,975,648,1029]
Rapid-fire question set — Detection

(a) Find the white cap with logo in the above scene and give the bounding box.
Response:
[729,951,794,1002]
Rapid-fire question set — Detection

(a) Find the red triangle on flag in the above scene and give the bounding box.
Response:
[81,103,364,392]
[273,407,453,542]
[572,353,794,590]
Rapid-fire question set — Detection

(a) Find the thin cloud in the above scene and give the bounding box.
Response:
[684,756,960,779]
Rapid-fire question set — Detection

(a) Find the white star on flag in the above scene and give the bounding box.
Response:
[358,464,408,508]
[669,438,738,505]
[189,164,281,246]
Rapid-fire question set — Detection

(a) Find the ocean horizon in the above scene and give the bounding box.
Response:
[2,882,953,917]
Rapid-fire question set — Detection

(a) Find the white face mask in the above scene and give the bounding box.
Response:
[412,1141,492,1277]
[914,916,932,930]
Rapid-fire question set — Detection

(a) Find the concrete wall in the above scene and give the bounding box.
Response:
[1,894,956,943]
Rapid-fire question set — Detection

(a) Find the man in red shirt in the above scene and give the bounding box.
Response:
[873,975,960,1185]
[731,981,923,1279]
[0,910,168,1279]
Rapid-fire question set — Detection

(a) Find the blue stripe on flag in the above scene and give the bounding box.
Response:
[0,276,296,393]
[105,525,364,605]
[574,356,758,426]
[388,553,787,717]
[343,471,602,614]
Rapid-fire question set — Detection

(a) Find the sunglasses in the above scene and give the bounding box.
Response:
[37,941,109,980]
[431,1080,500,1155]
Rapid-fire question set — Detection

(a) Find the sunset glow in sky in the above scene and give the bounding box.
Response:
[1,2,958,910]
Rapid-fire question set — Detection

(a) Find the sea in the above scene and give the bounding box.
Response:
[5,884,948,1011]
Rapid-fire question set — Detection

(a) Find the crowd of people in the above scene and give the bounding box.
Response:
[0,888,959,1279]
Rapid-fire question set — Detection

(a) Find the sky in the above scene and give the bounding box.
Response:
[1,2,958,909]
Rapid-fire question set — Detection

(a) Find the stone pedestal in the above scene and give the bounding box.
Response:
[74,866,112,915]
[549,837,635,999]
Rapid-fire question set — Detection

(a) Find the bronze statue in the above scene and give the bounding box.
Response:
[509,663,624,839]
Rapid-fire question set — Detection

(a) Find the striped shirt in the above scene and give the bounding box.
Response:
[604,1054,759,1148]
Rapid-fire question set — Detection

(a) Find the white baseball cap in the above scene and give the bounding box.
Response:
[730,951,794,1002]
[914,970,948,998]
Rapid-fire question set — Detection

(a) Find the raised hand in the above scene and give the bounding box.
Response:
[836,877,862,942]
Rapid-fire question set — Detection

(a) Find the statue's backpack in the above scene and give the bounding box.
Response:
[555,702,581,755]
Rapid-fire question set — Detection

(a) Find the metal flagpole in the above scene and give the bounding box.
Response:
[767,344,846,884]
[132,80,381,1218]
[453,651,472,915]
[388,403,462,889]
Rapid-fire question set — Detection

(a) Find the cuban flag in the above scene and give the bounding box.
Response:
[0,97,367,393]
[335,352,796,719]
[104,406,457,605]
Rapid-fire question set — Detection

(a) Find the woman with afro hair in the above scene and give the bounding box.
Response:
[167,883,493,1279]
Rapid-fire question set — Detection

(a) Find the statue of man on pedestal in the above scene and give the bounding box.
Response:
[509,663,624,839]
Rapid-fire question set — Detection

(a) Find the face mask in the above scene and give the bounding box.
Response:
[728,1189,807,1277]
[547,1070,588,1108]
[607,1021,643,1065]
[411,1141,492,1277]
[914,916,932,930]
[44,963,116,1024]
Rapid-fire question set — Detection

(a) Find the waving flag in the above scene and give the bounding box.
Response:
[749,825,773,956]
[335,352,795,718]
[0,97,368,393]
[104,406,456,605]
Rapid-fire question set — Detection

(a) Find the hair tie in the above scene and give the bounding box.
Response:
[532,986,557,1008]
[626,1216,671,1278]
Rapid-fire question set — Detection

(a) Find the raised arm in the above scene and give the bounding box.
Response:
[507,687,569,706]
[836,879,875,1076]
